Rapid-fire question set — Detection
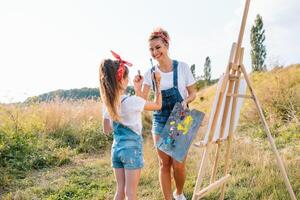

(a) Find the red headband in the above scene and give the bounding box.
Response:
[153,32,169,44]
[110,50,133,81]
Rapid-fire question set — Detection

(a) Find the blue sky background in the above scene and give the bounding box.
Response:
[0,0,299,103]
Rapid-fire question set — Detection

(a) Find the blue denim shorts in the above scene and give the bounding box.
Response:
[152,121,165,135]
[111,144,143,169]
[152,111,170,135]
[111,122,144,169]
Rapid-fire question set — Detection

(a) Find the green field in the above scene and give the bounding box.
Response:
[1,65,299,199]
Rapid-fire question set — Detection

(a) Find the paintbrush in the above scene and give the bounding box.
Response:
[150,58,157,90]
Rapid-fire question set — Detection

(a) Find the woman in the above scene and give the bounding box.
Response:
[142,28,196,200]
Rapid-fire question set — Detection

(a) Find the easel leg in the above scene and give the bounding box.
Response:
[210,143,221,183]
[254,96,297,200]
[240,65,297,200]
[219,67,242,200]
[192,145,211,200]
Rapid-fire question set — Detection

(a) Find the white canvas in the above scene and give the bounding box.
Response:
[203,75,247,144]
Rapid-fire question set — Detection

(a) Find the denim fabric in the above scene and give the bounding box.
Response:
[111,122,143,169]
[152,60,184,135]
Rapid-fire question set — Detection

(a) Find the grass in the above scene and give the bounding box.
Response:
[1,134,299,199]
[1,154,112,200]
[0,64,299,199]
[0,100,112,193]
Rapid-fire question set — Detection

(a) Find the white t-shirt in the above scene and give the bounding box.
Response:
[103,95,146,135]
[143,61,196,99]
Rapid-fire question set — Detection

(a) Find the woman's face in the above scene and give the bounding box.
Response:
[149,38,168,62]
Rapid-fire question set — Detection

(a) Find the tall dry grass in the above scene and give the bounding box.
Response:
[0,99,110,191]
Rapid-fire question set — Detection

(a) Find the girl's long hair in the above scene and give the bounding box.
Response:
[99,59,128,121]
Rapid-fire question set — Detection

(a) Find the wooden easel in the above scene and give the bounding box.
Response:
[192,0,297,199]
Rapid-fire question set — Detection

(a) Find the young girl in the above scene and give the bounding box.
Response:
[99,51,162,200]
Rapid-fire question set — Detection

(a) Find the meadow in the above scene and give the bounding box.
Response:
[0,65,299,199]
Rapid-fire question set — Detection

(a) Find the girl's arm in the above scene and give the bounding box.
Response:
[134,72,162,111]
[103,118,113,134]
[141,84,151,100]
[144,87,161,111]
[137,69,151,100]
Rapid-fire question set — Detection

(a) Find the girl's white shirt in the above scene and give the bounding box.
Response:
[103,95,146,135]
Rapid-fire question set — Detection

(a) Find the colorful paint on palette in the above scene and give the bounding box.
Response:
[177,115,193,135]
[156,103,205,162]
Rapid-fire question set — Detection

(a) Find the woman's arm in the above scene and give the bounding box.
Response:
[182,84,196,108]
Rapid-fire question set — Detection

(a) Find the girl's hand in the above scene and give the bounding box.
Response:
[134,74,143,84]
[134,75,143,94]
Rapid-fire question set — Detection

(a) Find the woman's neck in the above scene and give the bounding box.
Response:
[158,57,173,72]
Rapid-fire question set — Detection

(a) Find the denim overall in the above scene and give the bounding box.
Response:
[111,97,144,169]
[152,60,184,135]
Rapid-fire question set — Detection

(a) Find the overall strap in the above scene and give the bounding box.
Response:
[173,60,179,88]
[121,96,128,103]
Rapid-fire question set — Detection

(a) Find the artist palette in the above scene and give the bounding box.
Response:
[156,102,205,162]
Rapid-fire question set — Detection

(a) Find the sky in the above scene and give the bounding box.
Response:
[0,0,299,103]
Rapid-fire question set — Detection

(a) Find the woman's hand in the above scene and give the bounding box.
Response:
[181,100,188,110]
[154,71,161,84]
[152,71,161,90]
[181,84,196,109]
[144,71,162,111]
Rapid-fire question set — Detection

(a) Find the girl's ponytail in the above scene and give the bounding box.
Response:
[99,59,128,121]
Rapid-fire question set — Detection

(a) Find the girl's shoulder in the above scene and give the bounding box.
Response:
[123,95,145,104]
[121,95,146,112]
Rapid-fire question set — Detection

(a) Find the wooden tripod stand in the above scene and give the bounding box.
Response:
[192,0,296,199]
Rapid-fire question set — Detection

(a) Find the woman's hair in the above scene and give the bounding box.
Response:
[148,27,170,46]
[99,59,129,121]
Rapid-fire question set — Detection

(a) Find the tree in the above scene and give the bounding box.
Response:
[190,64,196,78]
[126,86,135,96]
[203,56,211,83]
[250,14,267,72]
